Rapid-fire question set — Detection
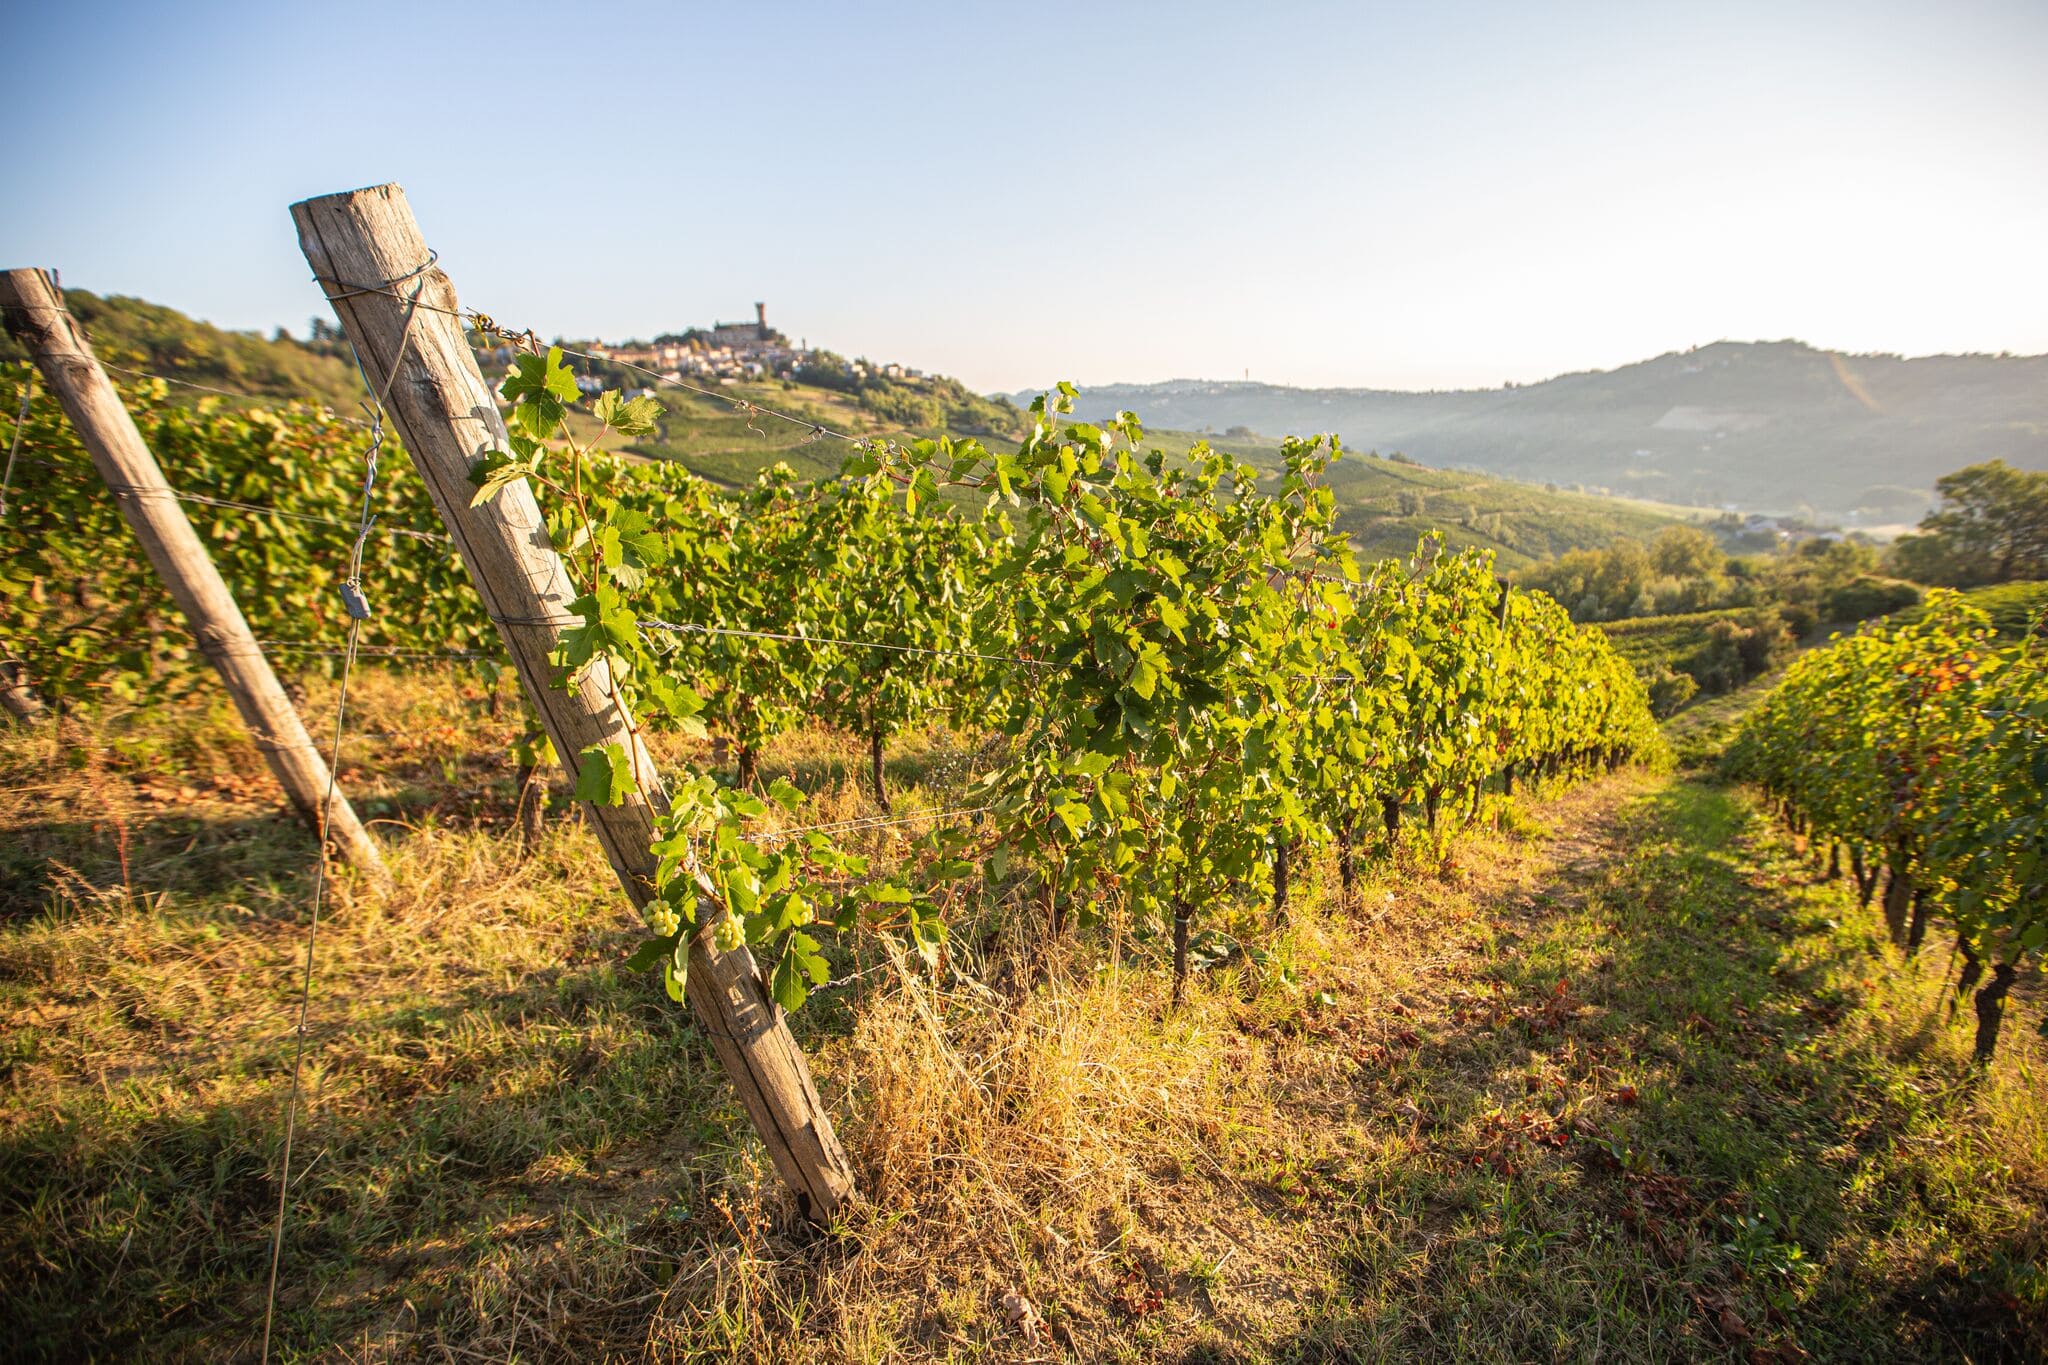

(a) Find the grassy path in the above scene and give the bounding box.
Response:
[1266,773,2044,1362]
[2,731,2042,1359]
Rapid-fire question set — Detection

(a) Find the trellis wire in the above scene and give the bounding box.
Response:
[98,362,374,429]
[97,482,451,542]
[0,370,34,522]
[759,801,997,846]
[255,638,494,662]
[19,271,1681,1347]
[259,265,430,1365]
[3,370,452,541]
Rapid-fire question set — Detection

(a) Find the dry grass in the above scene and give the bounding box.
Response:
[1,673,2043,1361]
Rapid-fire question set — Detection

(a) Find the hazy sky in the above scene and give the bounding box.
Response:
[5,0,2045,393]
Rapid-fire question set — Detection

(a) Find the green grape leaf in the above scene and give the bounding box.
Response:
[593,390,663,436]
[769,930,831,1011]
[468,453,535,506]
[574,742,637,806]
[626,936,674,972]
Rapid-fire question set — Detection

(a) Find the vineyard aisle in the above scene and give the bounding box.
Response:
[0,716,2040,1359]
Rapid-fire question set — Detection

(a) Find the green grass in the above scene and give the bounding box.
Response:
[1316,453,1707,572]
[615,381,886,487]
[1662,669,1785,769]
[1288,777,2044,1360]
[1,674,2039,1360]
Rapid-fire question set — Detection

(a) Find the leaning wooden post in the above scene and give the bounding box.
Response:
[0,649,43,724]
[0,268,385,875]
[291,184,856,1219]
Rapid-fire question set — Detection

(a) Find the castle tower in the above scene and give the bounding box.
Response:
[755,302,767,340]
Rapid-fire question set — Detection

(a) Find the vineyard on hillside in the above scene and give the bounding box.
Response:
[2,349,1661,1020]
[2,246,2042,1362]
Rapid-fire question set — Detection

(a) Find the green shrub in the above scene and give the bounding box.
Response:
[1822,576,1921,623]
[1779,601,1819,640]
[1647,667,1700,717]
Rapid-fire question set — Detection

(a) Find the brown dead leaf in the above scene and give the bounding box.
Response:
[1000,1289,1045,1345]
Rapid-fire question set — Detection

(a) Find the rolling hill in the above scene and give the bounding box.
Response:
[617,390,1702,571]
[1019,341,2048,525]
[7,290,1702,569]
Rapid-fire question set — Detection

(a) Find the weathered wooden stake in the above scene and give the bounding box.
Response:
[0,268,385,874]
[290,184,855,1218]
[0,651,43,723]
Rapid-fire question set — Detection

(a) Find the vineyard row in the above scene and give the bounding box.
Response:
[1727,592,2047,1061]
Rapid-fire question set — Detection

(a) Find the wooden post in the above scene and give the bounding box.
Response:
[0,651,43,723]
[290,184,855,1219]
[0,268,385,875]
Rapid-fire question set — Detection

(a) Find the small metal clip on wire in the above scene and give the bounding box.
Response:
[471,311,542,356]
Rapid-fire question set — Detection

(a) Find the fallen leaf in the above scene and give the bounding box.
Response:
[1000,1290,1044,1344]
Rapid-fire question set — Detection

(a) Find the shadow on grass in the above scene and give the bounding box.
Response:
[0,768,582,921]
[0,809,320,919]
[0,936,755,1361]
[1281,779,2041,1363]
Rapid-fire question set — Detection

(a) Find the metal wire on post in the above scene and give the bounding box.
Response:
[0,370,34,523]
[258,269,428,1365]
[92,480,452,542]
[757,800,997,847]
[255,639,493,662]
[98,362,375,428]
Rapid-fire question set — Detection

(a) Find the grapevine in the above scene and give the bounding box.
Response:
[1728,591,2047,1061]
[5,350,1665,1016]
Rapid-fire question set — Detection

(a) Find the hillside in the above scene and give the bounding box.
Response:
[1123,425,1703,570]
[620,388,1700,570]
[0,289,366,410]
[1889,578,2048,637]
[1023,342,2048,525]
[13,291,1701,571]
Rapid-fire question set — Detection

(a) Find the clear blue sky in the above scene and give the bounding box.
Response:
[5,0,2045,393]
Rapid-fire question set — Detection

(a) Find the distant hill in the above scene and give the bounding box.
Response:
[1016,342,2048,525]
[1127,426,1703,571]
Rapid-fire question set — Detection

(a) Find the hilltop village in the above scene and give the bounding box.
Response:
[557,304,925,389]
